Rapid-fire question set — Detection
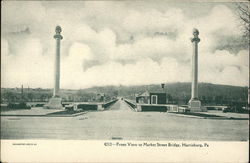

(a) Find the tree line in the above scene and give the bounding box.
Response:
[1,83,248,108]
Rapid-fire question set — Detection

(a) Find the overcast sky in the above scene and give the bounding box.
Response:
[1,1,249,89]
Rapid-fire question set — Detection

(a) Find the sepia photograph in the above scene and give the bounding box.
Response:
[1,0,249,162]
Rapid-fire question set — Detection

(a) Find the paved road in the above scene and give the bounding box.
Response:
[1,100,249,140]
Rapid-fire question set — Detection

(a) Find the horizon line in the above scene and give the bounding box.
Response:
[1,82,248,90]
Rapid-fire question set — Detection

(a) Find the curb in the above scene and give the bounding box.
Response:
[167,112,249,120]
[167,112,204,119]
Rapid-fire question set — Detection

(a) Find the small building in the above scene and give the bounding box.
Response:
[150,92,167,104]
[136,91,167,104]
[136,91,150,104]
[96,93,104,102]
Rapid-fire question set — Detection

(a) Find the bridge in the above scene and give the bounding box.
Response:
[1,99,248,140]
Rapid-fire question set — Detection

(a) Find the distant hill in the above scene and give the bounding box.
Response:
[83,82,248,106]
[1,82,248,106]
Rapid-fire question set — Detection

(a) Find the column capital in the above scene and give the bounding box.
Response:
[54,34,63,40]
[191,37,200,43]
[54,26,63,40]
[191,28,200,43]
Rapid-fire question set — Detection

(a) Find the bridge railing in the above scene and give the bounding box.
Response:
[102,99,118,110]
[65,99,118,111]
[124,99,137,111]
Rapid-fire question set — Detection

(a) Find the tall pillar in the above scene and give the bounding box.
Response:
[53,26,63,97]
[188,28,202,112]
[45,26,63,109]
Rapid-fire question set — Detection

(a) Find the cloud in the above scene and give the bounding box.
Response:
[73,57,190,89]
[199,50,249,86]
[123,8,185,34]
[1,1,249,89]
[1,1,46,28]
[1,38,53,88]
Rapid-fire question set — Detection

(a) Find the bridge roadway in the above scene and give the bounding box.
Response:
[1,100,249,140]
[107,99,132,111]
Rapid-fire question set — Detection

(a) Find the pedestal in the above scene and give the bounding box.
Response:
[44,97,63,109]
[188,99,201,112]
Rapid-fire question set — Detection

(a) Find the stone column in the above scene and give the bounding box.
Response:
[53,26,63,97]
[45,26,63,109]
[188,28,202,112]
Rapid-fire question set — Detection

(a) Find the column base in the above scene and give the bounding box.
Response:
[188,99,201,112]
[44,97,63,109]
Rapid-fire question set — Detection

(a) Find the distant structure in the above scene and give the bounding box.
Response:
[136,91,167,105]
[188,28,203,112]
[45,26,63,109]
[161,83,165,92]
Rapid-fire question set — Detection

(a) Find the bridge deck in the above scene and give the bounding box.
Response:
[1,100,249,140]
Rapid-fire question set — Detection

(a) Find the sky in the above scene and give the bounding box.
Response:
[1,1,249,89]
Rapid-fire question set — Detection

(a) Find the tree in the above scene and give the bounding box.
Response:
[3,92,16,102]
[236,3,249,42]
[27,93,34,102]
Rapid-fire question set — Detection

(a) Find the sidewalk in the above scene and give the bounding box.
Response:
[167,111,249,120]
[1,107,62,116]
